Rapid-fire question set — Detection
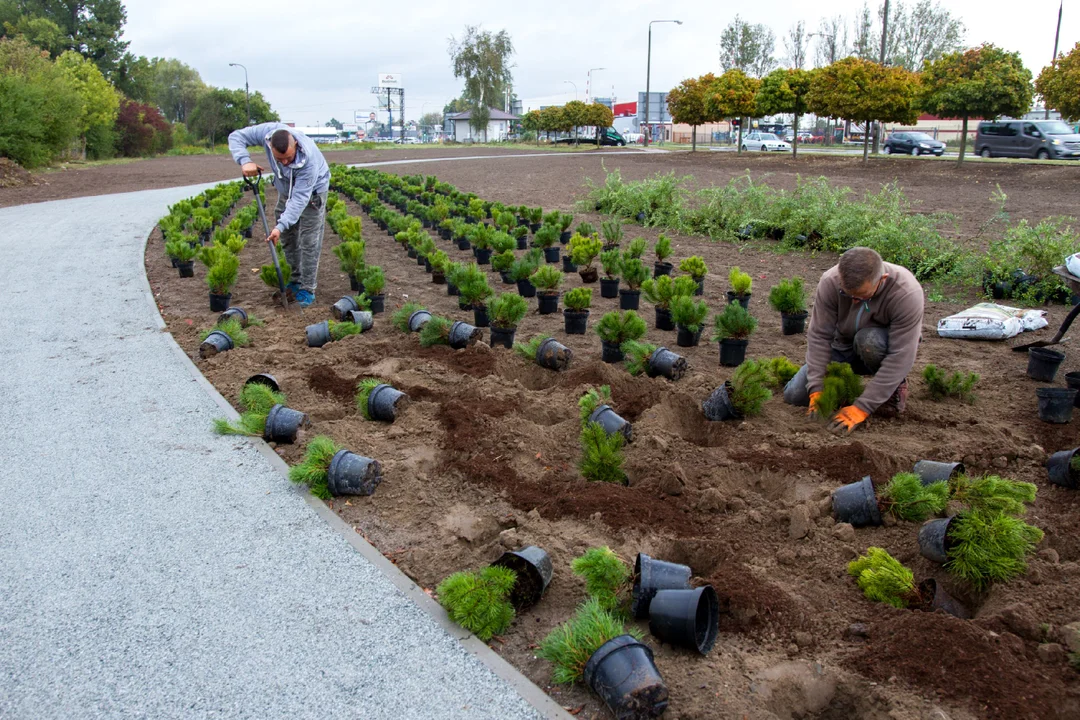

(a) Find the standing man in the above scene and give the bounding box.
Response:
[229,123,331,308]
[783,247,925,434]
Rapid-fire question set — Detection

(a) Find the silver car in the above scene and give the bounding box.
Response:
[742,132,792,152]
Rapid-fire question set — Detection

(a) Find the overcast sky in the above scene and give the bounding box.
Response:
[122,0,1076,126]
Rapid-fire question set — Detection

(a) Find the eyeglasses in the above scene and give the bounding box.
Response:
[839,275,888,303]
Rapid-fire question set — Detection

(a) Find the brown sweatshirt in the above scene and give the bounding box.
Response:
[806,262,925,413]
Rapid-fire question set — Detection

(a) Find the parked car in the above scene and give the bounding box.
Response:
[622,132,644,144]
[884,132,946,156]
[975,119,1080,159]
[742,132,792,152]
[554,127,627,146]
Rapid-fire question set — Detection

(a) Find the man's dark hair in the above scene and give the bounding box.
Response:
[838,247,884,290]
[270,129,292,153]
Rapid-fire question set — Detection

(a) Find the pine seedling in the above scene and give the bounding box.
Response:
[680,256,709,281]
[490,231,516,254]
[763,357,801,388]
[458,268,493,308]
[513,335,550,362]
[569,233,603,270]
[530,265,564,292]
[571,547,631,614]
[815,363,864,418]
[355,378,385,420]
[580,422,626,484]
[206,253,240,295]
[768,277,807,314]
[492,250,516,272]
[595,310,647,345]
[578,385,613,425]
[847,547,919,609]
[949,475,1037,516]
[534,224,559,248]
[877,473,949,522]
[625,237,647,259]
[436,565,517,642]
[418,316,454,347]
[392,302,425,332]
[199,317,250,347]
[538,598,641,685]
[558,213,574,232]
[510,251,542,282]
[729,266,752,295]
[621,340,658,376]
[351,293,372,311]
[601,218,624,247]
[288,435,343,500]
[165,238,197,262]
[564,287,593,312]
[654,234,672,262]
[212,383,285,436]
[600,249,622,279]
[711,302,757,341]
[730,360,772,417]
[621,257,650,291]
[923,365,979,403]
[946,509,1044,590]
[576,221,596,237]
[670,295,708,332]
[260,247,292,288]
[328,320,364,341]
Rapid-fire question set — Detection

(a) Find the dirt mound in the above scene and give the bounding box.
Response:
[0,158,34,189]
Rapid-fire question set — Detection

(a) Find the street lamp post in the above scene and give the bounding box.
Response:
[644,20,682,148]
[563,80,578,101]
[229,63,250,125]
[587,67,605,103]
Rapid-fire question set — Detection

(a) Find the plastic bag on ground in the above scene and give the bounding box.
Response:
[937,302,1048,340]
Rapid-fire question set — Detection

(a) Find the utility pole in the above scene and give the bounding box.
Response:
[872,0,889,154]
[1048,0,1063,119]
[644,20,682,148]
[229,63,250,125]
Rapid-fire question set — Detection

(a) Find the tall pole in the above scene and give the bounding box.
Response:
[873,0,889,154]
[587,67,605,104]
[229,63,250,125]
[1048,0,1063,119]
[644,20,682,148]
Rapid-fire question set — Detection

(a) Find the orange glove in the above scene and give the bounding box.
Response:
[828,405,870,434]
[807,391,824,417]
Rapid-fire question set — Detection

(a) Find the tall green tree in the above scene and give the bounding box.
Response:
[921,44,1033,164]
[719,15,775,78]
[151,57,205,123]
[447,25,514,141]
[1036,42,1080,122]
[539,105,566,143]
[111,51,154,102]
[3,0,129,77]
[666,74,717,151]
[188,87,277,147]
[562,100,589,145]
[325,117,343,130]
[706,69,760,153]
[1,13,64,54]
[755,68,814,158]
[55,48,118,157]
[521,109,541,145]
[587,102,614,147]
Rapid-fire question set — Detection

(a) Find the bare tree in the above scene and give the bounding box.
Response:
[784,21,808,70]
[813,16,848,68]
[851,3,876,59]
[888,0,965,70]
[719,15,776,77]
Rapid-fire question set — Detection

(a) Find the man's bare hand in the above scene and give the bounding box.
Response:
[266,228,281,245]
[241,162,263,177]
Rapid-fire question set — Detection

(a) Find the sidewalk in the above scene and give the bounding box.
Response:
[0,187,564,719]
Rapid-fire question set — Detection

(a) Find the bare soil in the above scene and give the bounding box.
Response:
[145,153,1080,720]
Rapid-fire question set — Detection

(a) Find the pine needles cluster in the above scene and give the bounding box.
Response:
[762,356,801,388]
[355,378,384,420]
[922,365,979,403]
[436,565,517,642]
[392,302,425,332]
[816,362,864,418]
[641,274,696,309]
[730,360,772,417]
[728,266,752,295]
[711,302,757,341]
[621,340,658,376]
[847,547,919,609]
[949,475,1037,516]
[595,310,647,344]
[767,277,806,314]
[199,317,250,347]
[512,335,549,362]
[579,422,626,484]
[537,598,640,685]
[571,547,631,614]
[878,473,950,522]
[578,386,613,425]
[259,247,292,288]
[288,435,342,500]
[670,295,709,332]
[328,320,364,341]
[680,256,708,280]
[946,509,1044,591]
[212,383,285,437]
[418,316,453,347]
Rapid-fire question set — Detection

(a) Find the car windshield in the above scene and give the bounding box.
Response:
[760,133,779,141]
[1039,121,1074,135]
[909,133,935,141]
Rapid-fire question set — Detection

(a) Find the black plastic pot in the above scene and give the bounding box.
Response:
[458,298,471,310]
[199,330,234,359]
[918,517,953,564]
[694,279,705,296]
[726,291,751,309]
[263,404,308,444]
[1027,348,1065,382]
[702,382,741,421]
[473,305,490,328]
[448,320,483,349]
[489,325,516,349]
[563,256,578,273]
[209,292,231,312]
[647,347,687,381]
[369,295,385,314]
[564,310,589,335]
[447,282,459,297]
[306,320,331,348]
[432,271,446,285]
[543,247,560,264]
[218,307,249,327]
[584,635,669,720]
[600,278,620,299]
[331,295,361,320]
[408,310,432,332]
[500,271,514,284]
[600,340,624,364]
[917,578,970,619]
[367,384,407,422]
[177,260,195,278]
[588,405,633,443]
[1066,372,1080,407]
[1046,447,1079,489]
[560,230,572,244]
[912,460,965,485]
[491,546,553,608]
[170,255,179,268]
[419,256,429,269]
[516,236,528,250]
[475,248,492,265]
[345,310,374,331]
[655,306,675,331]
[245,373,280,392]
[719,338,748,367]
[676,325,702,348]
[349,275,362,292]
[648,586,719,655]
[517,279,536,298]
[529,222,541,234]
[781,311,807,335]
[537,293,559,315]
[407,248,417,259]
[326,449,383,496]
[654,262,673,278]
[619,290,641,310]
[457,239,471,251]
[580,267,599,283]
[1037,387,1076,423]
[536,338,573,370]
[632,553,692,618]
[832,476,883,527]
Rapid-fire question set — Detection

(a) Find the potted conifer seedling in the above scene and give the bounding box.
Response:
[712,301,757,366]
[289,435,383,498]
[600,249,622,299]
[458,266,493,327]
[570,233,602,283]
[670,295,709,347]
[680,256,709,296]
[492,250,516,284]
[642,274,697,331]
[624,236,646,260]
[768,277,807,334]
[204,247,240,312]
[727,267,752,308]
[165,237,198,278]
[534,224,560,263]
[199,317,250,359]
[332,240,366,291]
[356,378,408,422]
[557,212,574,244]
[653,234,674,277]
[580,420,627,484]
[436,565,517,641]
[919,509,1043,591]
[511,249,542,297]
[619,257,649,311]
[600,218,623,251]
[361,266,386,313]
[470,223,496,264]
[487,293,529,348]
[526,206,543,233]
[514,335,574,371]
[530,265,563,315]
[429,250,451,285]
[621,340,688,381]
[702,359,772,421]
[595,310,647,363]
[419,315,484,350]
[563,287,593,334]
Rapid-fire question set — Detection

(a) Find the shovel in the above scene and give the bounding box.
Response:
[1013,266,1080,351]
[243,170,289,310]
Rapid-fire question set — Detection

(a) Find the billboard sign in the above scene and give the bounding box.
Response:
[636,92,671,123]
[378,73,402,87]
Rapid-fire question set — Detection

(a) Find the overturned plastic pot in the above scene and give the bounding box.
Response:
[917,578,970,619]
[918,516,954,564]
[702,382,741,421]
[407,309,432,332]
[832,476,883,527]
[367,384,408,422]
[781,311,807,335]
[1037,387,1077,424]
[631,552,692,619]
[326,449,383,496]
[646,346,687,381]
[536,337,573,371]
[588,404,633,443]
[491,546,553,609]
[584,635,669,720]
[199,330,234,359]
[448,320,483,349]
[218,307,249,327]
[331,295,361,320]
[244,373,280,392]
[305,320,331,348]
[1046,447,1080,489]
[648,585,720,655]
[345,310,374,331]
[912,460,965,486]
[263,404,309,444]
[1027,348,1065,383]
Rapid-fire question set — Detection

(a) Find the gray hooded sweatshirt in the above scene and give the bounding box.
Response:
[228,123,331,234]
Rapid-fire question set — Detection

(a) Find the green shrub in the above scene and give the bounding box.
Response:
[946,509,1044,590]
[259,247,293,289]
[878,473,949,522]
[670,295,708,332]
[510,250,542,282]
[654,234,672,262]
[199,317,250,347]
[488,293,529,328]
[212,382,284,436]
[816,363,864,418]
[534,224,559,248]
[621,340,658,376]
[729,267,752,296]
[491,232,516,254]
[768,277,806,314]
[600,249,622,278]
[712,302,757,341]
[949,475,1037,516]
[288,435,343,500]
[418,316,454,347]
[392,302,425,332]
[730,360,772,417]
[165,238,197,262]
[569,233,602,270]
[457,266,493,308]
[530,265,564,292]
[595,310,647,345]
[762,357,801,388]
[206,252,240,295]
[328,320,364,341]
[361,266,385,295]
[564,287,593,312]
[847,547,918,609]
[513,335,550,362]
[538,598,639,685]
[641,274,697,309]
[923,365,979,402]
[680,256,709,281]
[579,421,626,484]
[436,566,517,641]
[981,217,1079,304]
[491,250,516,272]
[624,237,647,259]
[571,547,630,614]
[355,378,384,420]
[583,166,689,227]
[333,240,366,278]
[578,385,612,425]
[620,257,650,291]
[601,219,624,247]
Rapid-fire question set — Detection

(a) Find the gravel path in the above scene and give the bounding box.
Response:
[0,186,562,719]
